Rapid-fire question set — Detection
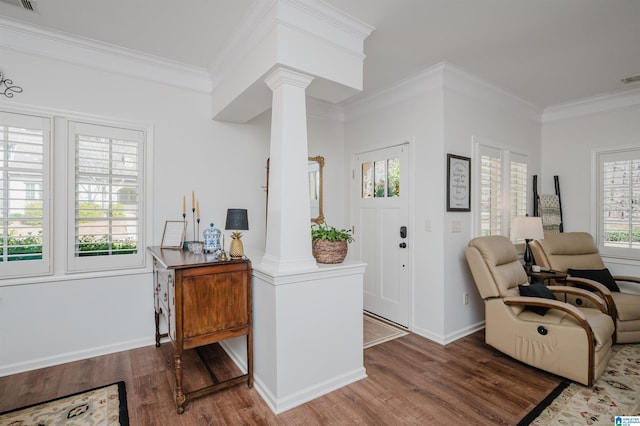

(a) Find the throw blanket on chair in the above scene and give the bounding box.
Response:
[538,194,561,233]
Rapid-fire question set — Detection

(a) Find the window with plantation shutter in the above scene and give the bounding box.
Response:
[0,111,51,278]
[510,154,528,244]
[596,147,640,260]
[474,139,528,242]
[67,121,145,272]
[479,146,502,236]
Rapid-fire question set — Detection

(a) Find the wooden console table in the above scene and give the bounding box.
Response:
[147,246,253,414]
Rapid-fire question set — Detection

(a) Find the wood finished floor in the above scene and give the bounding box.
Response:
[0,330,561,425]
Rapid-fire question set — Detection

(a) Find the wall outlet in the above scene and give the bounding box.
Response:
[463,292,469,305]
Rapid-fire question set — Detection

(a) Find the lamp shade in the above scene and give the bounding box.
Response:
[225,208,249,230]
[511,216,544,240]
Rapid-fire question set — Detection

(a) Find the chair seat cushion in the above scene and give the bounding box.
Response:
[568,268,620,292]
[519,283,556,315]
[611,292,640,321]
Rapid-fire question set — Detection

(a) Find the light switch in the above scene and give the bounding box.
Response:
[425,220,431,232]
[451,220,461,233]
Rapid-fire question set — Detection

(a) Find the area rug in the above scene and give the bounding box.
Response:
[0,381,129,426]
[518,344,640,425]
[364,313,409,349]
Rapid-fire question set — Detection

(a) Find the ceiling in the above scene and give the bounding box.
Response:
[1,0,639,109]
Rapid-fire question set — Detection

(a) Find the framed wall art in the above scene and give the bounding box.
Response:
[447,154,471,212]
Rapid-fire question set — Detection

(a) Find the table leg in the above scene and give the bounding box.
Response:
[175,353,185,414]
[154,310,161,347]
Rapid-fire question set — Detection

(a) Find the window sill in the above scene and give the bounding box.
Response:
[0,266,152,288]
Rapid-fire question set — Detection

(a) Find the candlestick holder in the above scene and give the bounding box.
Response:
[192,208,196,242]
[182,213,187,249]
[218,234,228,261]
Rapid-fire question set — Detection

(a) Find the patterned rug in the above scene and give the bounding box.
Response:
[519,344,640,425]
[0,381,128,426]
[364,313,409,349]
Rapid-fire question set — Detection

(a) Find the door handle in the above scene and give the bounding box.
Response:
[399,242,407,248]
[400,226,407,238]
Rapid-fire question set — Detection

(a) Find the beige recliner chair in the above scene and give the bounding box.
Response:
[465,235,614,386]
[530,232,640,344]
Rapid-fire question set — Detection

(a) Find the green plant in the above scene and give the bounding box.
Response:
[311,223,354,243]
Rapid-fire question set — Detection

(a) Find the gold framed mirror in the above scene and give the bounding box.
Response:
[265,156,325,223]
[308,156,324,224]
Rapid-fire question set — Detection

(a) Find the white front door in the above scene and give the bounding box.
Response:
[352,143,410,327]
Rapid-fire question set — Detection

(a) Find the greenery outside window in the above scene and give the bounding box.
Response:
[361,157,400,198]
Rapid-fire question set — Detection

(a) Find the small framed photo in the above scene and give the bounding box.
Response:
[447,154,471,212]
[161,220,186,249]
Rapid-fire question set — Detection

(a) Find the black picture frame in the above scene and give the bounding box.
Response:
[447,154,471,212]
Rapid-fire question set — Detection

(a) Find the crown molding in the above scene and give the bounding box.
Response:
[344,62,542,123]
[0,16,212,93]
[542,87,640,123]
[442,63,542,123]
[343,63,445,122]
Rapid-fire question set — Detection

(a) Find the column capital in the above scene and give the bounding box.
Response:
[264,67,314,91]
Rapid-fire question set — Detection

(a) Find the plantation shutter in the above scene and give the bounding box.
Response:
[509,153,528,243]
[479,145,502,237]
[597,148,640,259]
[475,139,529,241]
[0,111,51,278]
[67,121,145,272]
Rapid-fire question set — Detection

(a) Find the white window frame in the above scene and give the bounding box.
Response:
[0,110,52,279]
[594,146,640,261]
[473,137,529,242]
[66,120,147,273]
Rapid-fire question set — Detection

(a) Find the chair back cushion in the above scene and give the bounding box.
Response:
[530,232,605,272]
[466,235,528,299]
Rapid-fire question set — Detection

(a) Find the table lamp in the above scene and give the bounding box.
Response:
[225,208,249,258]
[511,216,544,270]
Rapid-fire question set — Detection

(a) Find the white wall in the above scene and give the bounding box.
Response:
[442,66,542,339]
[307,104,346,227]
[0,47,271,375]
[344,70,447,341]
[343,63,542,343]
[0,45,349,375]
[542,100,640,279]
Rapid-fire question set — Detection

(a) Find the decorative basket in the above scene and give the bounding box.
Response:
[312,239,348,264]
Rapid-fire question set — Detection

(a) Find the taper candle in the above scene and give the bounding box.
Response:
[182,195,186,215]
[191,190,195,210]
[196,201,200,221]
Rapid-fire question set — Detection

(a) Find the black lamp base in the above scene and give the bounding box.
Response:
[523,239,532,270]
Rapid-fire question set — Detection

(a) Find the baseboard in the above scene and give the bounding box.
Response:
[0,337,153,377]
[411,321,485,345]
[254,367,368,414]
[220,340,367,414]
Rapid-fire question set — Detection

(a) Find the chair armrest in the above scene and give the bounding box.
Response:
[565,277,618,325]
[504,296,587,321]
[547,286,608,313]
[565,277,611,295]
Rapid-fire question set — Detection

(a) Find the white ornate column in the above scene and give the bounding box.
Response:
[260,67,318,273]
